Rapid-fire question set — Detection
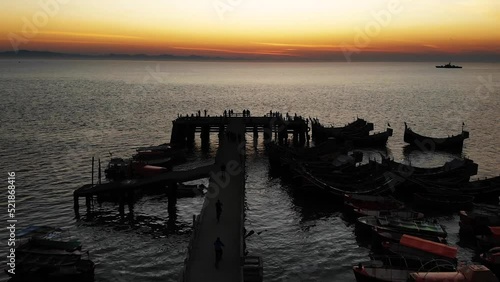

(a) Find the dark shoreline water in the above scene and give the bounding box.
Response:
[0,60,499,281]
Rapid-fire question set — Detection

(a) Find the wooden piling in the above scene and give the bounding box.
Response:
[73,194,80,219]
[127,192,134,214]
[201,125,210,147]
[85,196,92,214]
[91,157,94,187]
[98,158,101,185]
[119,195,125,218]
[167,182,178,215]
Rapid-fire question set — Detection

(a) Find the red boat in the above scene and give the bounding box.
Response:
[408,264,498,282]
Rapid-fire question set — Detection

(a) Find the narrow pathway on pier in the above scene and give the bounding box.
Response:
[184,120,246,282]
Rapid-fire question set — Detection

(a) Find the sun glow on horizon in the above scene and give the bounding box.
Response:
[1,0,499,59]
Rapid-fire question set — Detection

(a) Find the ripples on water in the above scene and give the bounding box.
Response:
[0,60,499,281]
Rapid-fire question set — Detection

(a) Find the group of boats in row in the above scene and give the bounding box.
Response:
[268,140,499,206]
[342,194,500,281]
[310,117,469,152]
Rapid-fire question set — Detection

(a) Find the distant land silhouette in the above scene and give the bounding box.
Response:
[1,50,499,62]
[0,50,241,61]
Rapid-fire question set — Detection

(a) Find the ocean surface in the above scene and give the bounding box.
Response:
[0,60,499,281]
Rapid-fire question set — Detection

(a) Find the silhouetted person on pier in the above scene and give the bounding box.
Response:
[198,110,201,117]
[220,164,226,180]
[214,237,225,268]
[216,199,223,223]
[204,109,207,117]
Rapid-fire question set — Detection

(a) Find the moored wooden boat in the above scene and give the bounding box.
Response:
[349,207,424,219]
[352,260,409,282]
[408,264,498,282]
[356,216,447,238]
[345,194,404,211]
[413,193,474,211]
[353,258,456,282]
[374,228,446,244]
[346,128,393,148]
[383,235,457,264]
[385,158,478,181]
[311,117,374,142]
[404,122,469,152]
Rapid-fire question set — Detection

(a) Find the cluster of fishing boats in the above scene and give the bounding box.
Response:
[270,118,498,204]
[268,117,500,281]
[5,226,95,282]
[346,194,500,281]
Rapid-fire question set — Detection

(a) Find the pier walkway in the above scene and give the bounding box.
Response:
[181,119,246,282]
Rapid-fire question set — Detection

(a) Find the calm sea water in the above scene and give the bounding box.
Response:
[0,60,499,282]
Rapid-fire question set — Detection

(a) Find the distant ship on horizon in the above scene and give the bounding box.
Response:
[436,62,462,68]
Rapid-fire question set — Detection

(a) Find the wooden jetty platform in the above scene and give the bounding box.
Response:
[171,112,309,147]
[73,163,213,218]
[180,119,251,282]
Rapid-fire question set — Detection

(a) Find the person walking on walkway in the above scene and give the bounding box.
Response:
[216,199,223,223]
[214,237,225,268]
[220,164,226,180]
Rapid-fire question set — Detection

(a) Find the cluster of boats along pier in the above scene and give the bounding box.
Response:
[268,116,500,281]
[8,110,500,282]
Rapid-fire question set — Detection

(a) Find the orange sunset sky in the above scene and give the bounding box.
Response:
[1,0,499,60]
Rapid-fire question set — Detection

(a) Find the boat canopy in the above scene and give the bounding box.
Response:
[400,234,457,259]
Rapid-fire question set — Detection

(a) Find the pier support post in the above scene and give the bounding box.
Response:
[253,126,258,140]
[171,122,187,146]
[219,124,225,137]
[91,157,94,187]
[299,131,306,147]
[186,126,196,145]
[201,125,210,149]
[263,124,271,142]
[74,194,80,219]
[119,195,125,218]
[167,182,178,215]
[127,192,134,215]
[85,196,92,214]
[292,130,298,146]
